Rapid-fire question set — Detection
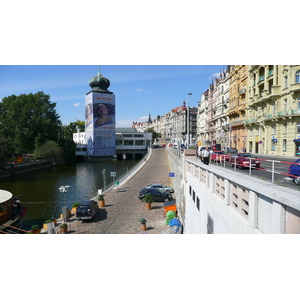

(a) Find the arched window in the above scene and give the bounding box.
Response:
[296,70,300,83]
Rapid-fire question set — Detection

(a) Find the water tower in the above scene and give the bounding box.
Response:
[85,69,116,157]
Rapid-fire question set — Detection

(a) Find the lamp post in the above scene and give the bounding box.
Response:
[59,185,70,224]
[187,93,192,148]
[59,185,70,207]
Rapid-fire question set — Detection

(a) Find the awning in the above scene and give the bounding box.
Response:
[294,139,300,143]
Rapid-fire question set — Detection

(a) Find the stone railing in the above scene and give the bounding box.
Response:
[184,158,300,234]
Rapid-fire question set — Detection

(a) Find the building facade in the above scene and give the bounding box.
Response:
[246,65,300,156]
[227,65,248,151]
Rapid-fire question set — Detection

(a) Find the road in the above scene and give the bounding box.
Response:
[68,147,173,234]
[210,154,300,191]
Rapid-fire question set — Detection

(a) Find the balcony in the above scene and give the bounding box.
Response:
[239,88,247,94]
[290,82,300,93]
[245,118,256,125]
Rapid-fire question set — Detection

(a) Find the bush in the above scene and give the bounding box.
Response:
[144,193,154,204]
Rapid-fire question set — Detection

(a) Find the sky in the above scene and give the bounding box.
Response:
[2,2,297,291]
[0,65,227,127]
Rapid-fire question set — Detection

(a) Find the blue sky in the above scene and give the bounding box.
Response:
[0,65,226,127]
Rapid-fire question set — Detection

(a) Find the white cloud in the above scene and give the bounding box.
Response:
[209,72,221,80]
[136,88,143,92]
[74,102,80,107]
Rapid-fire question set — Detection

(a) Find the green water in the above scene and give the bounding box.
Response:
[0,159,140,230]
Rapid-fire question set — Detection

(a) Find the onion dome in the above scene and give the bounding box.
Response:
[87,68,113,94]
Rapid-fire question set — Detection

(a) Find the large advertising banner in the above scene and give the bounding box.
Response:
[85,92,116,156]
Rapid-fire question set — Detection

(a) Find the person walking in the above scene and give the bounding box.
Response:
[202,147,210,165]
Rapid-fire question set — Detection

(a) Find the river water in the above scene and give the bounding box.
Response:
[0,159,140,230]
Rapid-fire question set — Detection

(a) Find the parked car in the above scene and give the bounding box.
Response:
[138,188,172,202]
[230,153,261,169]
[211,151,229,163]
[226,148,238,153]
[146,183,174,193]
[288,159,300,184]
[76,200,99,221]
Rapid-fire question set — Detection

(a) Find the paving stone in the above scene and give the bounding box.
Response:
[69,148,173,234]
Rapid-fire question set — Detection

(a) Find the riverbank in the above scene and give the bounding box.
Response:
[0,159,53,178]
[42,147,175,234]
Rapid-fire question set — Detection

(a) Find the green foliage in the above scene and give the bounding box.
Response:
[34,140,63,165]
[145,127,161,142]
[72,203,79,208]
[144,193,154,204]
[0,92,60,157]
[31,224,39,231]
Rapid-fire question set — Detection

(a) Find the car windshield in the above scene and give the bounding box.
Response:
[240,154,252,157]
[77,206,90,212]
[216,151,224,154]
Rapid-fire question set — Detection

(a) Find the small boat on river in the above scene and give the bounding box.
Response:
[0,190,27,234]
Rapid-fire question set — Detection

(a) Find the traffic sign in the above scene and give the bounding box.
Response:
[169,172,175,177]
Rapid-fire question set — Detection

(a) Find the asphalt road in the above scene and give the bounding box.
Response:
[210,154,300,191]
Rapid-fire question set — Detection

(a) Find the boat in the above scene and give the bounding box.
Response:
[0,190,27,234]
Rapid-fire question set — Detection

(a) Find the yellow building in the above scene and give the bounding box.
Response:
[227,65,248,151]
[246,65,300,156]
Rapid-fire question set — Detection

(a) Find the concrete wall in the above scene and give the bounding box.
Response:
[184,159,300,234]
[166,146,300,234]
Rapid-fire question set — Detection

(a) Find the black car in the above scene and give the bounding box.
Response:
[76,200,99,221]
[138,188,172,202]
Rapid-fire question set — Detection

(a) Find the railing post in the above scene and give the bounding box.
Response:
[249,157,252,176]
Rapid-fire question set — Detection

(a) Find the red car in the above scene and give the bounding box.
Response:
[211,151,229,163]
[230,153,261,169]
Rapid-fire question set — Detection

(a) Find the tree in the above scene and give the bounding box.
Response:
[34,140,63,165]
[145,127,161,143]
[0,92,61,155]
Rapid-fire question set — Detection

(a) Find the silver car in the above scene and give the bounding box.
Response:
[145,183,174,193]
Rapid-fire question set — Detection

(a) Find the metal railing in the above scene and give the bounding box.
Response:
[205,154,299,184]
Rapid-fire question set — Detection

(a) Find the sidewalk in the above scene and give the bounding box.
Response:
[57,148,174,234]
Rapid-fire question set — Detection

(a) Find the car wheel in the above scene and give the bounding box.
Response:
[238,164,243,169]
[142,198,146,203]
[231,163,234,168]
[294,177,300,185]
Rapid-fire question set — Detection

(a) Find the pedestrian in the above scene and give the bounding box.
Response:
[198,147,203,162]
[202,147,210,165]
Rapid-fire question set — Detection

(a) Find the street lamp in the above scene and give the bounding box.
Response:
[59,185,70,224]
[187,93,192,148]
[59,185,70,207]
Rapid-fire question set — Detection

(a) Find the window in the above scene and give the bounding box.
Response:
[124,140,133,145]
[284,76,288,88]
[271,139,277,151]
[272,124,276,135]
[296,70,300,83]
[207,214,214,234]
[284,99,287,111]
[297,122,300,134]
[284,123,287,134]
[135,140,145,145]
[283,139,287,152]
[196,197,200,211]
